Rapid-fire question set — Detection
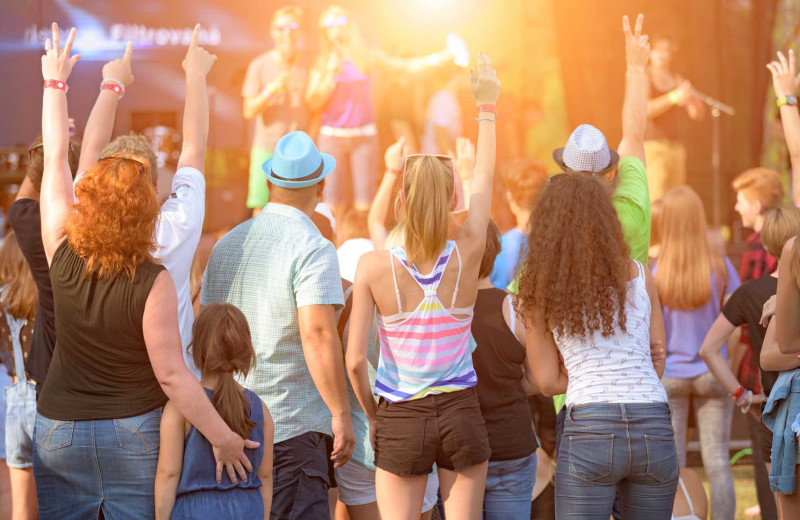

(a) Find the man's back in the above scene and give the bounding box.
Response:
[200,203,344,443]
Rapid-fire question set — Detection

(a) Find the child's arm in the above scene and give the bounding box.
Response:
[258,400,275,519]
[155,401,186,520]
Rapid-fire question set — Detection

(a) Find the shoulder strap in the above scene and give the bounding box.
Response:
[388,250,403,314]
[450,242,463,309]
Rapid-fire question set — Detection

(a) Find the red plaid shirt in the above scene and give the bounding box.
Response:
[737,231,777,394]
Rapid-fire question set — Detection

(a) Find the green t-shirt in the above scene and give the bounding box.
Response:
[510,156,651,413]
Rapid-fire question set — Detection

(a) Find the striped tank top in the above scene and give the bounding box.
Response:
[375,240,476,403]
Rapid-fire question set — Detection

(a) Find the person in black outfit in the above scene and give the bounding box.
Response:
[472,220,539,518]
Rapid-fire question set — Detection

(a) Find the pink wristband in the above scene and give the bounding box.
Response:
[43,79,68,92]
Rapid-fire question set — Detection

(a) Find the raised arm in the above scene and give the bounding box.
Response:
[368,138,406,249]
[459,53,501,245]
[371,48,453,77]
[766,50,800,205]
[617,14,650,164]
[76,42,134,175]
[40,24,81,262]
[178,25,216,172]
[143,272,259,484]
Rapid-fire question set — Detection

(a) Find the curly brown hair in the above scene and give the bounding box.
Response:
[515,174,631,338]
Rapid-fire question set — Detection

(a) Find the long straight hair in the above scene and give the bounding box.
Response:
[655,186,726,310]
[191,303,257,439]
[0,232,37,321]
[314,5,369,75]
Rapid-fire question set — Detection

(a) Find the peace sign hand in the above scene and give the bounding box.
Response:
[623,14,650,70]
[41,23,81,82]
[766,50,800,99]
[470,52,501,106]
[103,41,134,86]
[182,24,218,78]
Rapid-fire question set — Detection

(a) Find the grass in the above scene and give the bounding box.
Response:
[694,464,760,520]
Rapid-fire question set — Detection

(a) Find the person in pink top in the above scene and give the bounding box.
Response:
[346,53,501,520]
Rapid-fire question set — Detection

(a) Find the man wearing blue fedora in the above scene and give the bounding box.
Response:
[202,131,355,519]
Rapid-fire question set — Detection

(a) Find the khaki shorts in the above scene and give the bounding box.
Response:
[375,387,491,476]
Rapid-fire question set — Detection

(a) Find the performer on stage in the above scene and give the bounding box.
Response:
[242,5,309,215]
[306,5,457,219]
[645,35,704,202]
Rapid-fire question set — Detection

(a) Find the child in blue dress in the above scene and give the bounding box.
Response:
[155,303,273,519]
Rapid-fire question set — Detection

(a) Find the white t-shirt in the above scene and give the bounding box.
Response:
[337,238,374,283]
[420,89,462,155]
[74,166,205,376]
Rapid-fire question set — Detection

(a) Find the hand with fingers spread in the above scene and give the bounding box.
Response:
[470,52,501,106]
[41,23,81,82]
[212,431,261,484]
[384,136,408,173]
[455,136,476,182]
[767,50,800,99]
[182,24,218,78]
[103,42,135,87]
[623,14,650,70]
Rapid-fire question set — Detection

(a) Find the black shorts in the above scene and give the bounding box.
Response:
[374,387,491,476]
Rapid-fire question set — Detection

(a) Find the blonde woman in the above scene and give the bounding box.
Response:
[306,5,455,218]
[651,186,740,520]
[346,53,500,520]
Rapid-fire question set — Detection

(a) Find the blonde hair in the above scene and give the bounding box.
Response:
[272,5,303,26]
[656,186,726,310]
[762,207,800,260]
[731,168,784,212]
[315,5,369,73]
[396,157,454,264]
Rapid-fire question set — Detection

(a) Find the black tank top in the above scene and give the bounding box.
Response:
[37,240,167,420]
[472,288,538,461]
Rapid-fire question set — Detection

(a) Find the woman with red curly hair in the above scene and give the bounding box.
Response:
[32,24,258,519]
[516,173,678,517]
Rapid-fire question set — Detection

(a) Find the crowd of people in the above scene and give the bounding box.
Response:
[3,5,800,520]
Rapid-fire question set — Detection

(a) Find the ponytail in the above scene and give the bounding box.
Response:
[191,303,258,440]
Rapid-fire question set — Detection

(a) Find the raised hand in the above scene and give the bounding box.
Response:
[103,41,134,87]
[41,23,81,82]
[455,137,476,181]
[470,52,501,106]
[623,14,650,70]
[384,136,407,172]
[767,50,800,99]
[182,24,217,78]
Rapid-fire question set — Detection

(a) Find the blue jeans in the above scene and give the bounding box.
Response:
[33,408,162,520]
[555,403,679,519]
[483,452,536,519]
[4,381,36,468]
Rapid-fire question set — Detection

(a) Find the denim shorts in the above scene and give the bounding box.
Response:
[483,452,537,519]
[33,407,162,520]
[5,381,36,469]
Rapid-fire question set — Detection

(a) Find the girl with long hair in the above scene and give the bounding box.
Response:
[155,303,274,519]
[346,53,500,520]
[517,173,677,517]
[0,232,38,520]
[653,186,740,519]
[34,24,257,518]
[306,5,456,218]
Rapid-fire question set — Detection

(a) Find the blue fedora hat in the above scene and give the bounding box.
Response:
[263,131,335,189]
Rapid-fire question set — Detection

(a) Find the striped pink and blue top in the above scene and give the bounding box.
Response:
[375,241,477,403]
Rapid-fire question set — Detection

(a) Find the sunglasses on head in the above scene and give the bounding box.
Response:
[274,22,300,31]
[323,15,349,28]
[401,154,458,208]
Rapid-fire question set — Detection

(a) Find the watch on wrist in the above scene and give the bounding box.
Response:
[778,94,798,108]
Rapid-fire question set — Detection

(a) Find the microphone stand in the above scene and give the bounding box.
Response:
[690,88,735,228]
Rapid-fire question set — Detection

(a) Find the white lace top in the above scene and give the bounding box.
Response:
[554,261,668,406]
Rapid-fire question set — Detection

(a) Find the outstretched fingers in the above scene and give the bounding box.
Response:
[622,15,631,38]
[634,13,643,38]
[123,41,133,61]
[190,23,201,48]
[63,27,77,57]
[52,23,60,54]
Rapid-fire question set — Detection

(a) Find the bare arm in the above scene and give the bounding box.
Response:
[646,79,693,121]
[368,138,406,250]
[154,401,185,520]
[242,65,289,120]
[371,48,453,76]
[305,56,339,113]
[345,255,380,421]
[617,15,649,164]
[178,25,216,172]
[40,25,81,263]
[699,314,742,393]
[644,266,666,377]
[143,272,258,483]
[459,53,501,249]
[298,304,354,468]
[77,42,134,175]
[761,317,800,371]
[525,310,568,397]
[258,400,274,518]
[776,237,800,353]
[766,50,800,205]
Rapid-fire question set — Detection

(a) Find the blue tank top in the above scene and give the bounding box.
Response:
[176,387,265,495]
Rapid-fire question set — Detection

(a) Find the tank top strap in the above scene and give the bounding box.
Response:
[390,242,455,295]
[388,249,405,313]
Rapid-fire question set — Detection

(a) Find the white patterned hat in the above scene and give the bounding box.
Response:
[552,124,620,175]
